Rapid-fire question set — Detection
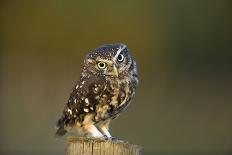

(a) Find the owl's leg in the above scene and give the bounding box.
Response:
[76,114,104,138]
[76,124,103,138]
[83,124,104,138]
[100,126,112,138]
[97,120,112,138]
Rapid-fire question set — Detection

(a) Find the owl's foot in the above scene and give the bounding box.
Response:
[100,136,118,141]
[109,136,118,141]
[102,135,109,140]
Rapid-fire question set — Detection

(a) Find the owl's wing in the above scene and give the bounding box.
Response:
[55,75,107,137]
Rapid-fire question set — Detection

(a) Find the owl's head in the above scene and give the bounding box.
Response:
[82,43,137,78]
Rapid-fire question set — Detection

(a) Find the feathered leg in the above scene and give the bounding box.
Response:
[97,120,112,138]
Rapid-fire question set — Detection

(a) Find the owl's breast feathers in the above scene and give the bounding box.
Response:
[56,75,135,135]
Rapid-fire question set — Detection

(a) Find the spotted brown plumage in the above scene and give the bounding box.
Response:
[55,43,138,139]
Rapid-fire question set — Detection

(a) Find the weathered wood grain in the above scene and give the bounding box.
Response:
[66,137,143,155]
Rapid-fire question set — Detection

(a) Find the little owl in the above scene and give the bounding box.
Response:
[55,43,138,139]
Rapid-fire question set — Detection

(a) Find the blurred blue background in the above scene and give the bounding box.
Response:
[1,0,232,155]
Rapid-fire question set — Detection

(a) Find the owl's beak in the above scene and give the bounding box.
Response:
[111,64,119,77]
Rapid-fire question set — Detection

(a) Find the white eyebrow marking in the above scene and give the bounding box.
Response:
[114,45,126,61]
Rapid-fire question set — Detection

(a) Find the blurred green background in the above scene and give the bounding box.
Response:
[1,0,232,155]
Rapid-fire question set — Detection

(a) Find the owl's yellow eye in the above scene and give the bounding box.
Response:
[97,62,106,69]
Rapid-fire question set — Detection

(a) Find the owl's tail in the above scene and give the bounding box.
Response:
[55,126,67,137]
[55,118,67,137]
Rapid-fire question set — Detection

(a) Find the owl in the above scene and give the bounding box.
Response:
[55,43,138,139]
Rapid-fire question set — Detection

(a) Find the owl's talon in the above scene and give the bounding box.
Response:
[102,135,108,140]
[109,136,118,141]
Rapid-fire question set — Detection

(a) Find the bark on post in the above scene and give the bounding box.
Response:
[66,137,143,155]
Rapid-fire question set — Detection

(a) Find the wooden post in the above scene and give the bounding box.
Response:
[66,137,144,155]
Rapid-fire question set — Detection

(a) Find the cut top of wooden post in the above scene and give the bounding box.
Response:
[66,137,143,155]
